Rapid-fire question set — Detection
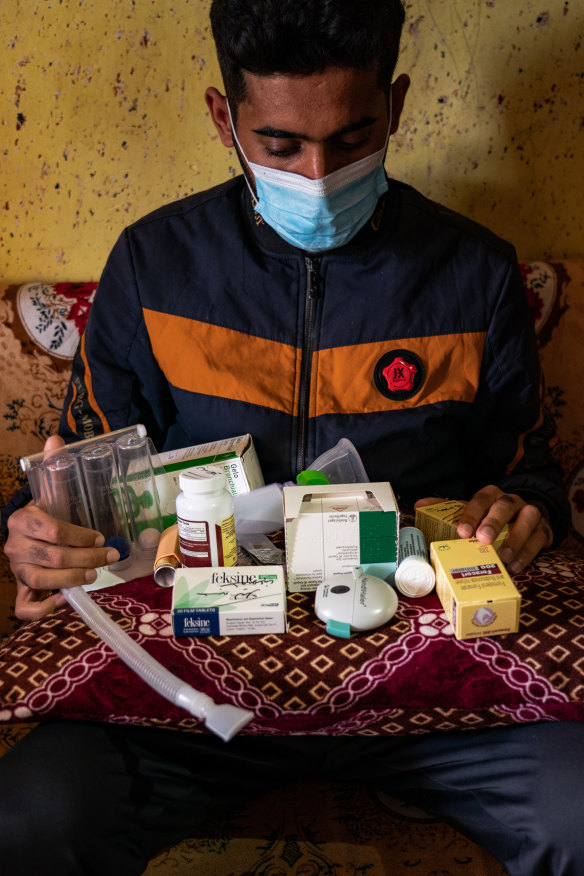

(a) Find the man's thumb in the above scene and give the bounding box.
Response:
[44,434,66,452]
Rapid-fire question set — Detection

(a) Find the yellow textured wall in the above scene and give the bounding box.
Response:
[1,0,583,282]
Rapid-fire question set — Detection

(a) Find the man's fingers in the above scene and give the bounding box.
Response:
[498,505,553,572]
[43,434,66,453]
[14,553,116,591]
[496,503,542,557]
[415,485,553,573]
[15,583,68,622]
[457,486,523,540]
[7,504,105,549]
[500,523,551,574]
[6,446,120,620]
[7,534,118,575]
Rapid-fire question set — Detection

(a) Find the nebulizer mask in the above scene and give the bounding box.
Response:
[227,97,392,252]
[232,437,370,537]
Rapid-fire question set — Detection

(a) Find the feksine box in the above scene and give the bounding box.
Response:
[172,565,287,637]
[283,482,399,592]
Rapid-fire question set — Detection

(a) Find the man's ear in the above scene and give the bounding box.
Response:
[389,73,410,135]
[205,87,234,147]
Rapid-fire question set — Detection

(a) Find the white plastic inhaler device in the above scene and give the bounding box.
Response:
[315,566,398,638]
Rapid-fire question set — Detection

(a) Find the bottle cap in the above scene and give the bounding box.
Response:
[296,469,330,486]
[178,466,227,494]
[394,556,435,598]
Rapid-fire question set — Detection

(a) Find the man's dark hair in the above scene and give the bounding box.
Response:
[210,0,406,112]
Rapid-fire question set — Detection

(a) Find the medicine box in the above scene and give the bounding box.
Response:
[155,434,264,527]
[415,499,509,553]
[283,482,399,592]
[430,538,521,640]
[172,565,287,637]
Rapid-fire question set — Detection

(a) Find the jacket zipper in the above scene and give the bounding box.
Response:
[296,256,321,474]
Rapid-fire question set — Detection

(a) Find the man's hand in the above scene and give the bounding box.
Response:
[414,485,553,574]
[4,435,119,621]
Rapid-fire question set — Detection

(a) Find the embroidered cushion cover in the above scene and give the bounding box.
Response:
[1,545,583,735]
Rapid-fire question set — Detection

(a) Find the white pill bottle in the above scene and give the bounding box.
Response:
[176,466,237,567]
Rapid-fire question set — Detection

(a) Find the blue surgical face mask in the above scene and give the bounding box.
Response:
[228,101,391,252]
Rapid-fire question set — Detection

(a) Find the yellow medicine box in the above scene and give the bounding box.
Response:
[415,499,509,552]
[430,538,521,640]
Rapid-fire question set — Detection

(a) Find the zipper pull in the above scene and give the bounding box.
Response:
[306,257,321,299]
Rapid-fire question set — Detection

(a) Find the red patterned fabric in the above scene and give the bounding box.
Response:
[2,548,583,736]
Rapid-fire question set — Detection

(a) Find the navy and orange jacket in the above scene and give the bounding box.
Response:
[58,176,570,539]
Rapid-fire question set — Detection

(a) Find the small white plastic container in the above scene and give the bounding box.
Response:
[394,526,435,597]
[176,466,237,568]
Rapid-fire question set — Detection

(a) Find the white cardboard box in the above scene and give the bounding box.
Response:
[283,482,399,592]
[172,565,287,637]
[155,434,264,527]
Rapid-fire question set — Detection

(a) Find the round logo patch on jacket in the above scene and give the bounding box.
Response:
[374,349,425,401]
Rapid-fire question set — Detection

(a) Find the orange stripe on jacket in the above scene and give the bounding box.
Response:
[310,332,487,417]
[66,335,111,436]
[66,376,79,434]
[143,309,301,414]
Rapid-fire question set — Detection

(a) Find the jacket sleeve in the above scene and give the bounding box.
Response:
[59,228,178,453]
[463,256,570,545]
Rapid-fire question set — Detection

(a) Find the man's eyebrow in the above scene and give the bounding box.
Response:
[251,116,379,140]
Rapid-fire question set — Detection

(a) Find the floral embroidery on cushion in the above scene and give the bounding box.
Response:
[519,262,557,333]
[16,282,97,360]
[54,282,97,335]
[519,261,568,348]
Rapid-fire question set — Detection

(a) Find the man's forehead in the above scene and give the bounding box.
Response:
[238,67,387,136]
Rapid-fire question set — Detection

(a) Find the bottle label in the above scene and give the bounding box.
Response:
[398,526,428,564]
[178,516,212,567]
[178,513,237,567]
[219,513,237,567]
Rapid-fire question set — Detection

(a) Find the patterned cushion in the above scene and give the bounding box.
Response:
[1,544,583,734]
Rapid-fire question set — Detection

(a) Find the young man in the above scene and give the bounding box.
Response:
[2,2,582,874]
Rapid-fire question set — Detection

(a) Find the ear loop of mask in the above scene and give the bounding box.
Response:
[226,101,259,206]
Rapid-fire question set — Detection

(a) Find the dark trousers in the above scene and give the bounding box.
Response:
[1,720,584,875]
